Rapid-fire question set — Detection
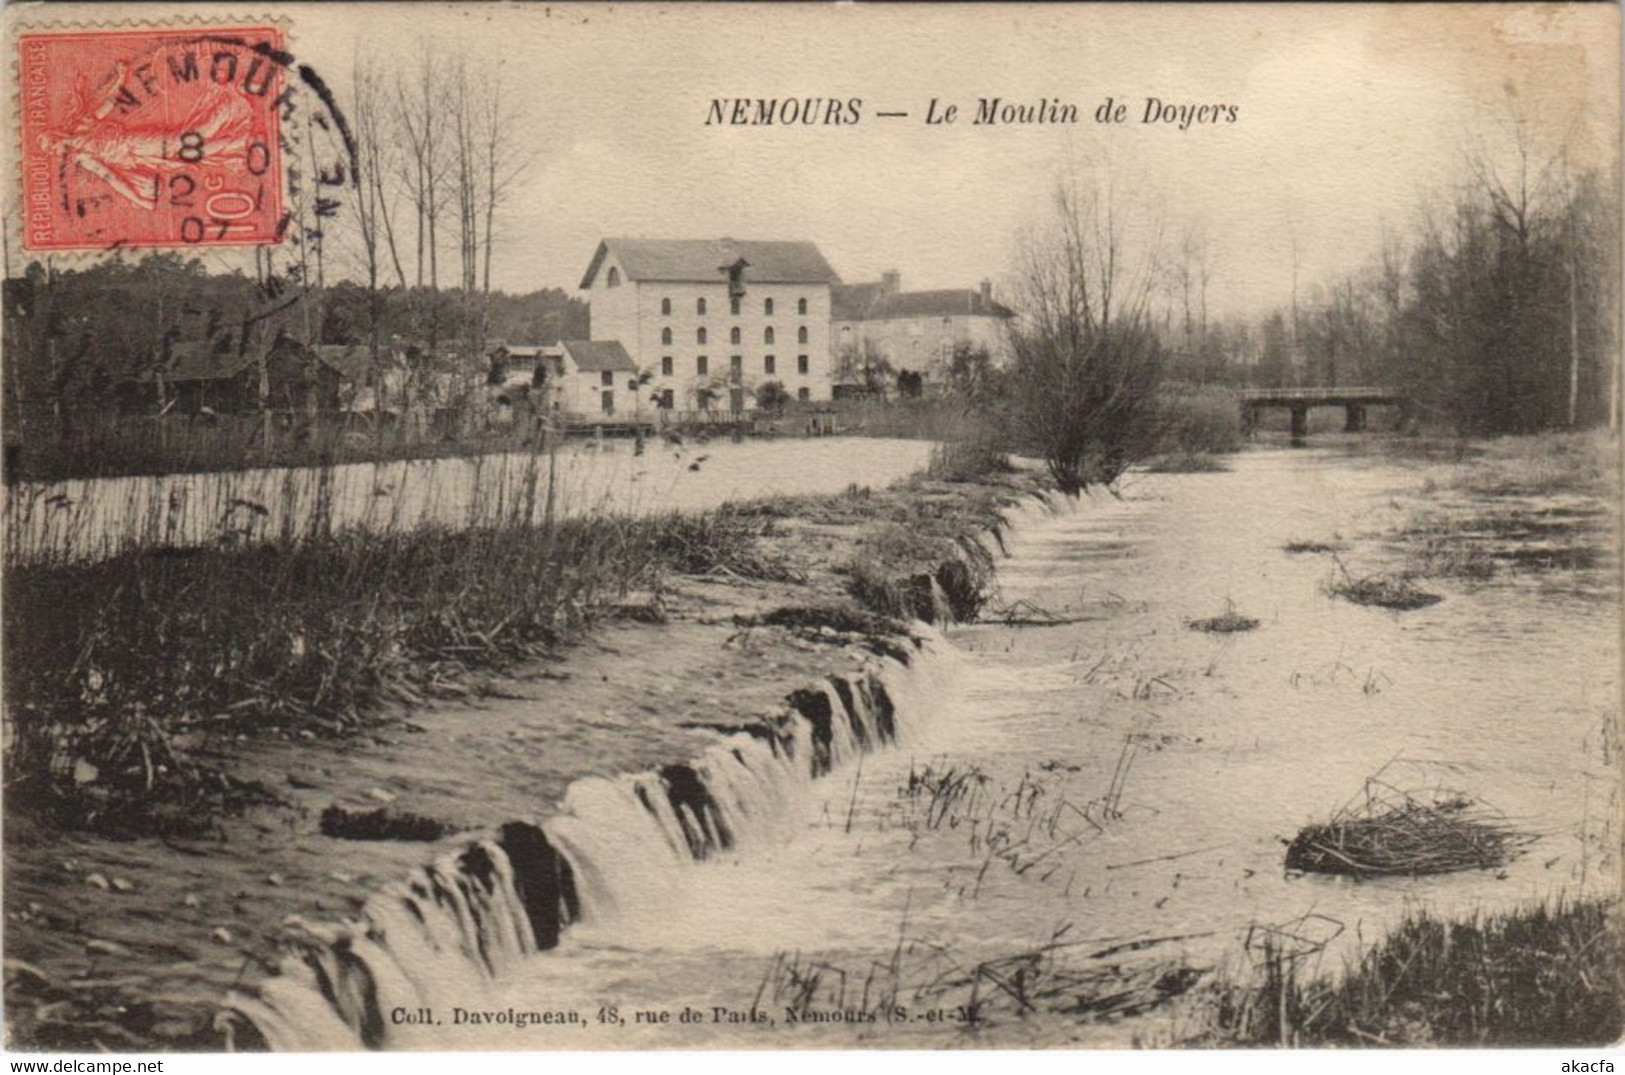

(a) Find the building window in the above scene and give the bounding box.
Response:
[764,354,776,375]
[697,297,707,315]
[659,389,674,409]
[697,327,707,344]
[730,326,741,345]
[797,387,810,401]
[765,298,775,316]
[730,295,742,315]
[661,327,673,346]
[730,355,743,375]
[601,370,614,387]
[607,267,620,287]
[764,327,775,345]
[601,390,614,413]
[797,354,809,375]
[661,297,671,315]
[697,355,708,376]
[661,356,673,376]
[797,326,809,344]
[798,297,808,316]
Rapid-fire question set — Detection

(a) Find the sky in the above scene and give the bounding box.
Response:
[3,2,1618,320]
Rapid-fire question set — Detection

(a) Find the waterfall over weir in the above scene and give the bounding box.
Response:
[231,634,945,1051]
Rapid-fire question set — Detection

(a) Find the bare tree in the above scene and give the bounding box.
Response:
[394,49,448,292]
[1007,174,1166,493]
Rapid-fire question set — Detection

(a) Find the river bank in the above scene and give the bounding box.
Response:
[3,438,1046,1050]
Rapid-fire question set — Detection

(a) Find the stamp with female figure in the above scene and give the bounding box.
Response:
[17,26,286,250]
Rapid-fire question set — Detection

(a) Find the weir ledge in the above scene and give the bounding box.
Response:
[228,493,1061,1050]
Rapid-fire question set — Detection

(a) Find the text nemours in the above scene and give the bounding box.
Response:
[706,96,1239,130]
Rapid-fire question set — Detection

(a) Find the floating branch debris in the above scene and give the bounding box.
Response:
[1285,769,1533,877]
[984,598,1096,627]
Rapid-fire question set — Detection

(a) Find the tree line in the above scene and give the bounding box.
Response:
[1,253,586,427]
[1173,126,1621,435]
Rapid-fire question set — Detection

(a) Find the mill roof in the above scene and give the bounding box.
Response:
[579,238,841,289]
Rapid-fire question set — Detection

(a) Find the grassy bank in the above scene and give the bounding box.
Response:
[1,446,797,828]
[1192,897,1622,1047]
[3,437,1035,832]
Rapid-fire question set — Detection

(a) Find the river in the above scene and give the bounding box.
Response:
[5,437,936,564]
[239,441,1620,1049]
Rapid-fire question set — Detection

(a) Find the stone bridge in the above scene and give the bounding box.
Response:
[1238,386,1407,441]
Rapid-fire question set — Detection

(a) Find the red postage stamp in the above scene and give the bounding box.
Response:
[16,26,287,251]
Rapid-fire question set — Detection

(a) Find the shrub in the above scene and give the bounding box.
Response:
[1153,383,1243,455]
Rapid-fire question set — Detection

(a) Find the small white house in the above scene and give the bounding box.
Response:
[551,340,640,419]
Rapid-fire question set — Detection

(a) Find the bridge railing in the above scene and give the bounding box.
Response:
[1237,386,1399,402]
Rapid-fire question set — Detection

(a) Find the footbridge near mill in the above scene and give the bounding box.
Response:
[1238,386,1408,441]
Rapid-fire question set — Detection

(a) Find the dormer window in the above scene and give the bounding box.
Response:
[720,257,749,300]
[606,267,621,288]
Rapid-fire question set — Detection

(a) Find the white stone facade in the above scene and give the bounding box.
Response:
[581,240,838,411]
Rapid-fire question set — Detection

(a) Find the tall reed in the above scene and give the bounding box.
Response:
[2,438,790,825]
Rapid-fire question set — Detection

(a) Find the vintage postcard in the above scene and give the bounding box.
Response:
[1,0,1620,1059]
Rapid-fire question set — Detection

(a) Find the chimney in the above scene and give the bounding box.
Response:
[979,279,993,307]
[880,269,901,294]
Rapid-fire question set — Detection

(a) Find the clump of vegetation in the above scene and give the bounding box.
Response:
[1327,572,1442,611]
[1,462,809,820]
[319,805,451,842]
[639,507,803,583]
[924,431,1014,484]
[1153,384,1244,456]
[1196,897,1621,1046]
[1324,556,1441,610]
[1282,540,1340,555]
[1285,771,1531,877]
[748,603,907,638]
[840,519,996,624]
[1187,601,1260,634]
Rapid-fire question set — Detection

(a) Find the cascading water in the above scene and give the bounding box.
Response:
[232,637,943,1050]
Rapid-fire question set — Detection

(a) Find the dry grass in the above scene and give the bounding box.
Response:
[1194,897,1621,1046]
[1,453,807,829]
[760,922,1204,1034]
[1327,573,1442,611]
[1324,552,1442,610]
[1284,772,1532,877]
